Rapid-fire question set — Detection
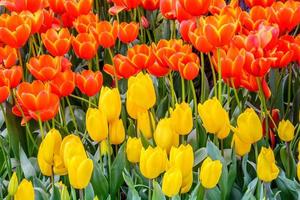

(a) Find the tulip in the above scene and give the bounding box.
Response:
[170,102,193,135]
[257,147,279,182]
[100,140,112,156]
[68,156,93,189]
[48,0,66,14]
[198,97,230,139]
[137,110,155,139]
[245,0,274,8]
[53,154,68,175]
[109,119,125,145]
[60,184,70,200]
[99,87,121,122]
[0,65,23,88]
[73,13,97,33]
[189,20,214,53]
[147,61,170,77]
[64,0,93,17]
[41,28,71,56]
[141,0,160,10]
[39,9,60,33]
[86,108,108,142]
[232,134,251,157]
[0,45,18,68]
[233,108,262,144]
[109,0,141,14]
[8,172,18,196]
[160,0,176,20]
[297,162,300,181]
[38,129,62,176]
[118,22,139,44]
[19,10,43,34]
[76,70,103,97]
[140,146,168,179]
[181,171,193,193]
[126,72,156,119]
[127,44,156,70]
[14,179,34,200]
[126,137,143,163]
[50,70,75,97]
[154,118,179,152]
[169,144,194,177]
[178,0,211,16]
[91,21,118,48]
[199,157,222,189]
[72,33,98,60]
[278,119,295,142]
[0,86,9,103]
[1,0,42,12]
[162,167,182,197]
[27,55,62,81]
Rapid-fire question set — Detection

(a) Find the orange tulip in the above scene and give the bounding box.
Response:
[160,0,176,20]
[48,0,66,14]
[27,55,61,81]
[0,45,18,68]
[0,66,23,88]
[245,0,274,8]
[14,80,60,122]
[91,21,118,48]
[109,0,141,15]
[127,44,156,70]
[71,33,98,60]
[73,13,98,33]
[41,28,71,56]
[118,22,139,44]
[175,1,193,22]
[179,19,196,43]
[0,0,43,12]
[147,61,170,77]
[64,0,93,18]
[141,0,160,10]
[178,0,211,16]
[50,70,75,97]
[0,85,9,103]
[76,70,103,97]
[39,9,60,33]
[0,14,31,48]
[19,10,44,34]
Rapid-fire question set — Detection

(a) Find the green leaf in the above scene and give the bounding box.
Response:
[85,183,94,200]
[50,185,61,200]
[156,95,169,120]
[19,146,36,178]
[206,187,221,200]
[241,178,258,200]
[122,171,141,200]
[242,155,251,190]
[276,172,300,199]
[152,180,166,200]
[193,147,207,167]
[91,161,109,199]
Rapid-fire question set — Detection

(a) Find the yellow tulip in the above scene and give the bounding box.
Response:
[154,118,179,152]
[232,134,251,157]
[14,179,34,200]
[257,147,279,182]
[100,140,113,156]
[170,102,193,135]
[53,154,68,175]
[99,87,122,122]
[86,108,108,142]
[137,110,155,139]
[298,141,300,160]
[181,171,193,194]
[109,118,125,145]
[169,144,194,177]
[199,157,222,189]
[37,129,62,176]
[126,72,156,119]
[68,156,94,189]
[126,137,143,163]
[60,135,87,169]
[162,167,182,197]
[297,162,300,181]
[234,108,262,144]
[60,184,70,200]
[8,172,18,196]
[140,146,168,179]
[198,97,230,139]
[278,119,295,142]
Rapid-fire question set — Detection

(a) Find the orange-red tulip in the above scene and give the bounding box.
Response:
[179,19,196,43]
[19,10,44,34]
[39,9,60,33]
[64,0,93,18]
[91,21,118,48]
[41,28,71,56]
[0,85,9,103]
[72,33,98,60]
[0,45,17,68]
[0,66,23,88]
[178,0,211,16]
[48,0,66,14]
[245,0,274,8]
[109,0,141,15]
[76,70,103,97]
[175,1,193,22]
[118,22,139,44]
[27,55,61,81]
[141,0,160,10]
[160,0,176,20]
[127,44,155,70]
[147,61,170,77]
[73,13,98,33]
[50,70,75,97]
[0,0,43,13]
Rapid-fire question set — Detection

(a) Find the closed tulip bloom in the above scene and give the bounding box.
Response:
[0,65,23,88]
[198,97,230,139]
[170,102,193,135]
[68,156,93,189]
[234,108,262,144]
[64,0,93,17]
[48,0,66,13]
[232,134,251,157]
[19,10,43,34]
[181,171,193,193]
[50,70,75,97]
[118,22,139,44]
[0,45,18,68]
[99,87,121,122]
[154,118,179,152]
[162,167,182,197]
[278,119,295,142]
[76,70,103,97]
[38,129,62,176]
[140,146,168,179]
[160,0,176,20]
[169,144,194,177]
[91,21,118,48]
[1,0,42,12]
[137,110,155,139]
[0,85,9,103]
[126,137,143,163]
[297,162,300,181]
[141,0,160,10]
[72,33,98,60]
[109,119,125,145]
[257,147,279,182]
[86,108,108,142]
[199,157,222,189]
[14,179,34,200]
[73,13,98,33]
[100,140,112,156]
[178,0,211,16]
[8,172,18,196]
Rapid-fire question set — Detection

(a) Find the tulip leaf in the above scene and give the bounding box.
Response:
[50,185,61,200]
[193,147,207,167]
[152,180,166,200]
[91,161,109,199]
[280,145,296,178]
[19,146,36,178]
[276,172,300,199]
[242,155,252,190]
[122,171,141,200]
[171,195,181,200]
[85,183,95,200]
[35,187,50,200]
[241,178,258,200]
[156,95,169,120]
[206,187,221,200]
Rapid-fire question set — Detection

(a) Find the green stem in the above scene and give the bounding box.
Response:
[208,53,218,97]
[66,96,78,131]
[197,184,205,200]
[181,76,185,102]
[108,48,119,89]
[200,52,205,102]
[168,73,177,107]
[38,116,45,139]
[231,79,242,111]
[217,48,222,101]
[70,94,97,107]
[148,179,152,200]
[190,80,198,116]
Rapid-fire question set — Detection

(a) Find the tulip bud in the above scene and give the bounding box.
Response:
[199,157,222,189]
[14,179,34,200]
[257,147,279,182]
[99,87,122,122]
[141,16,149,29]
[109,119,125,145]
[162,167,182,197]
[181,171,193,193]
[100,140,113,156]
[86,108,108,142]
[140,146,168,179]
[297,162,300,182]
[170,102,193,135]
[8,172,18,196]
[198,97,230,139]
[169,144,194,177]
[232,134,251,157]
[278,119,295,142]
[154,118,179,152]
[60,184,70,200]
[234,108,262,144]
[137,110,155,139]
[126,137,143,163]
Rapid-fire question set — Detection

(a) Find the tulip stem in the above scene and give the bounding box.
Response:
[254,143,258,163]
[200,52,205,103]
[66,96,78,132]
[181,76,185,102]
[208,53,218,97]
[79,189,84,200]
[69,94,97,107]
[148,179,152,200]
[190,80,198,115]
[168,73,177,107]
[231,79,242,111]
[217,48,222,102]
[286,142,291,178]
[108,48,119,89]
[38,116,45,139]
[197,184,205,200]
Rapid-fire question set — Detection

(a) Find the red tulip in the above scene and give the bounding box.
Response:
[76,70,103,96]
